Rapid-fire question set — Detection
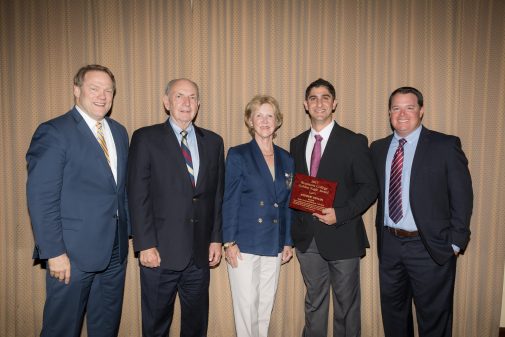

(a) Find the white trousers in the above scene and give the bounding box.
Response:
[227,252,282,337]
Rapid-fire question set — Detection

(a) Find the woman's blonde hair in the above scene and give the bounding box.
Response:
[244,95,283,138]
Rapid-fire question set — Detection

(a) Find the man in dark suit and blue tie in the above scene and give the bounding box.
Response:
[290,78,378,337]
[127,78,224,337]
[26,64,130,337]
[370,87,473,337]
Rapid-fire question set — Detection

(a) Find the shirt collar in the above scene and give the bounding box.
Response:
[310,120,334,140]
[75,105,107,130]
[393,124,422,144]
[168,117,194,136]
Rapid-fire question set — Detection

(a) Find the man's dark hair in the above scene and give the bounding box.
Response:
[305,78,336,100]
[388,87,423,110]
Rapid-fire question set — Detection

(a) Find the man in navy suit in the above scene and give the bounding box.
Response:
[370,87,473,337]
[290,79,378,337]
[26,64,130,337]
[127,78,224,337]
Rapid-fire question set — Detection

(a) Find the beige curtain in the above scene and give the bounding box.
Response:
[1,0,504,336]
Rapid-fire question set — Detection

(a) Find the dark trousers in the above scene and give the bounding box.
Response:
[380,229,456,337]
[140,260,210,337]
[296,239,361,337]
[41,232,126,337]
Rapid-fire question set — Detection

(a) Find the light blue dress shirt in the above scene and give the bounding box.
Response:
[384,125,422,231]
[168,118,200,183]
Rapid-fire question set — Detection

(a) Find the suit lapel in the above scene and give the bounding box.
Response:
[195,126,206,190]
[295,130,310,175]
[71,109,116,189]
[273,145,289,198]
[316,121,344,178]
[108,119,125,189]
[250,139,276,197]
[377,135,393,197]
[162,121,194,189]
[318,122,337,176]
[410,126,430,185]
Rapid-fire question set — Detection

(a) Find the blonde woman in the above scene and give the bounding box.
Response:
[223,95,294,337]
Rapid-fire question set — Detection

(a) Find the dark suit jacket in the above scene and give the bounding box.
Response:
[290,121,378,260]
[26,108,130,272]
[127,120,224,270]
[370,126,473,265]
[222,139,294,256]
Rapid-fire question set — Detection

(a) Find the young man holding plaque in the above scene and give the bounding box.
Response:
[370,87,473,337]
[290,78,378,337]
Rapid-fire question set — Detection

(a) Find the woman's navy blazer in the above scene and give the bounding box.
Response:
[222,139,294,256]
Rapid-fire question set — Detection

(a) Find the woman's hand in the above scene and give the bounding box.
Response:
[281,246,293,264]
[225,244,242,268]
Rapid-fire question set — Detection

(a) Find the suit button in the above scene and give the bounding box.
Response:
[258,218,263,223]
[273,219,278,224]
[192,197,198,202]
[273,203,278,208]
[259,201,264,207]
[190,219,194,223]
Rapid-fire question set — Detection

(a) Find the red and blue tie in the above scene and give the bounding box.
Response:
[388,138,406,223]
[180,130,195,187]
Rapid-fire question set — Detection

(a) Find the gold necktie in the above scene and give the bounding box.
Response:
[96,121,110,165]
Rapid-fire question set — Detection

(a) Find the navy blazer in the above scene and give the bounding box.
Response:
[370,126,473,265]
[222,139,294,256]
[26,108,130,272]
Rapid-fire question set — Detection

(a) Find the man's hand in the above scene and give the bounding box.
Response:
[48,253,71,284]
[224,244,242,268]
[313,208,337,225]
[281,246,293,265]
[140,247,161,268]
[209,242,222,267]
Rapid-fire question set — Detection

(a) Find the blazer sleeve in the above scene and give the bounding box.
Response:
[26,123,67,259]
[284,156,295,246]
[447,137,473,251]
[335,134,378,225]
[211,138,225,243]
[222,148,242,243]
[127,130,157,252]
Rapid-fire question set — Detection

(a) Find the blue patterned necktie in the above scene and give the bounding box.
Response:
[180,130,195,187]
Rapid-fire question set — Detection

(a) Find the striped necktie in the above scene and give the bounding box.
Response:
[96,121,110,165]
[388,138,406,223]
[180,130,195,187]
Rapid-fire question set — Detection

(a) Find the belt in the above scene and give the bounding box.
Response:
[384,226,419,238]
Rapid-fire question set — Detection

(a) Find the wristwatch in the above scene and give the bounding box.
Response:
[223,241,236,249]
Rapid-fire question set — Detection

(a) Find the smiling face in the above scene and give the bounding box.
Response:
[389,93,424,137]
[249,103,277,140]
[304,86,337,130]
[73,70,114,121]
[163,79,200,130]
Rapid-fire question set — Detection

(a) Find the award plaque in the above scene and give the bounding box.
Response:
[289,173,338,215]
